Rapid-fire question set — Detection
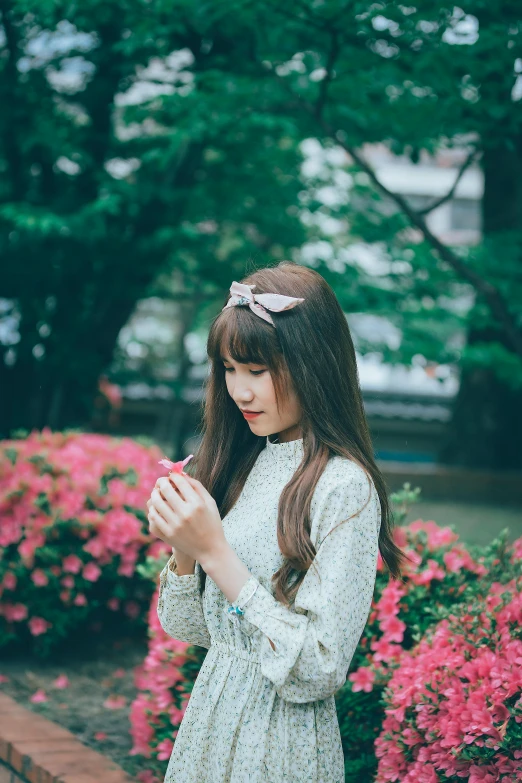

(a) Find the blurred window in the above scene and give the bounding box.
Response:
[450,198,481,231]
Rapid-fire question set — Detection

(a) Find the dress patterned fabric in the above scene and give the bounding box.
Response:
[157,436,382,783]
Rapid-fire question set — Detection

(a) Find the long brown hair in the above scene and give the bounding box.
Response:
[189,262,408,605]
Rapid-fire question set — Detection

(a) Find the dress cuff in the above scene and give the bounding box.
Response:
[162,553,200,592]
[233,575,260,610]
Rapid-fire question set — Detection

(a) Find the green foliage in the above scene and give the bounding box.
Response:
[1,0,521,468]
[136,554,166,583]
[388,482,422,525]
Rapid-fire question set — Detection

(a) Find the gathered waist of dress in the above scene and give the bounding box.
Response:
[210,639,262,664]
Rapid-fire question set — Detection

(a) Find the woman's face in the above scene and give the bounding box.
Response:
[221,353,302,442]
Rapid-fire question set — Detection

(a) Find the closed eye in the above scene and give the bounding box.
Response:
[223,367,266,376]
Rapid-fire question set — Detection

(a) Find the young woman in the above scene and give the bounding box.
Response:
[147,262,406,783]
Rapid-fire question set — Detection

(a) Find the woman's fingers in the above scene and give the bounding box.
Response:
[151,488,177,523]
[168,472,202,504]
[148,506,170,540]
[155,479,186,511]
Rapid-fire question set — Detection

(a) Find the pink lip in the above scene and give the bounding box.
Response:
[242,411,263,418]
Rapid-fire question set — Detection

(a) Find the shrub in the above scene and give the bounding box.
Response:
[130,484,520,781]
[338,517,520,783]
[375,577,522,782]
[129,588,207,783]
[0,428,170,656]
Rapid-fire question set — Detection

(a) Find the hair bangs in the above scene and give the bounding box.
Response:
[208,307,281,370]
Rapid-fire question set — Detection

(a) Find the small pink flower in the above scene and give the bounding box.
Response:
[118,562,135,577]
[0,675,9,684]
[107,597,120,611]
[137,772,160,783]
[28,616,52,636]
[61,575,74,588]
[158,454,193,473]
[63,554,83,574]
[94,731,108,741]
[3,573,16,591]
[82,562,101,582]
[156,737,174,761]
[103,695,127,709]
[53,675,70,689]
[4,603,28,622]
[74,593,87,606]
[31,569,49,587]
[113,668,126,678]
[18,533,45,561]
[124,601,140,619]
[349,666,376,693]
[30,689,48,703]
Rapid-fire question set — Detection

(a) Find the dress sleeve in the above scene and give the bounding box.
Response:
[232,464,381,703]
[156,553,211,649]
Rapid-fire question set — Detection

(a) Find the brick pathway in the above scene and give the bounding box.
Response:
[0,693,136,783]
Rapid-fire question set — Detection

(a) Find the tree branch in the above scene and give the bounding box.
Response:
[417,148,481,215]
[315,31,339,120]
[322,126,522,358]
[268,54,522,357]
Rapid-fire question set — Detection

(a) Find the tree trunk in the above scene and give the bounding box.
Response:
[438,140,522,470]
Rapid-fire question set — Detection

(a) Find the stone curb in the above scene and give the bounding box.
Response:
[0,694,136,783]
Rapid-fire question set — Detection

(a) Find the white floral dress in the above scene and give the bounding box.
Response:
[157,436,381,783]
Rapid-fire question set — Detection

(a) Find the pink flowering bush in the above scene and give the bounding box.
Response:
[0,428,171,656]
[129,589,207,783]
[375,577,522,782]
[129,487,521,783]
[337,517,521,783]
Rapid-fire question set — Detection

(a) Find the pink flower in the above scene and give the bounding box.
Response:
[118,561,136,577]
[62,554,83,574]
[137,772,160,783]
[30,689,48,703]
[18,533,45,563]
[104,695,127,709]
[158,454,193,473]
[3,603,28,622]
[349,666,376,693]
[53,675,70,689]
[28,616,52,635]
[113,668,126,678]
[94,731,108,741]
[61,575,74,588]
[73,594,87,606]
[0,675,9,684]
[98,377,122,408]
[94,509,143,556]
[156,738,174,761]
[2,573,17,591]
[82,562,101,582]
[124,601,140,619]
[107,597,120,611]
[31,569,49,587]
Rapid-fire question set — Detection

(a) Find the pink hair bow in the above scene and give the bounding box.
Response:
[222,281,305,326]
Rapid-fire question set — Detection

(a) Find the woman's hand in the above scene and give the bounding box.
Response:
[147,472,227,564]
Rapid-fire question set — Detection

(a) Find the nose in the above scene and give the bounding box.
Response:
[230,379,255,407]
